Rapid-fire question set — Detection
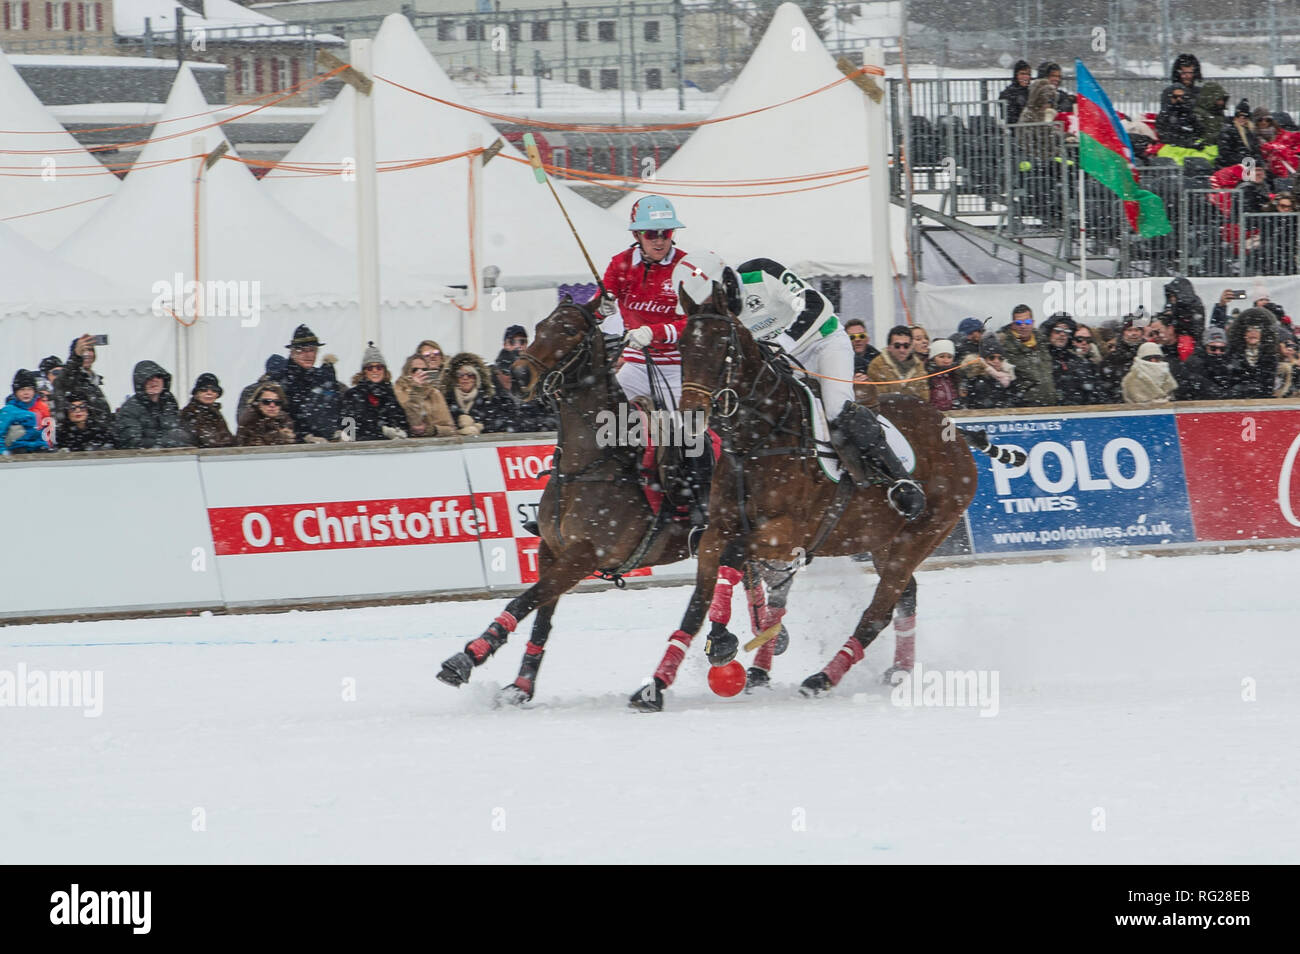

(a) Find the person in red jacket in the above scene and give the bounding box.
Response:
[598,195,692,405]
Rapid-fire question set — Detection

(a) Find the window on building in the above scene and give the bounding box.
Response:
[599,68,618,90]
[466,19,482,41]
[46,1,64,30]
[531,20,548,42]
[77,0,100,30]
[235,57,252,94]
[3,1,30,30]
[645,68,662,90]
[507,20,520,42]
[436,19,454,41]
[577,68,591,88]
[644,20,660,43]
[274,56,291,92]
[575,21,589,42]
[597,20,615,42]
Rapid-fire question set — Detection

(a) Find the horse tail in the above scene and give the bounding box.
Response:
[957,426,1028,468]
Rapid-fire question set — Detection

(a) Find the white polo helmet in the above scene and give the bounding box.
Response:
[673,250,742,315]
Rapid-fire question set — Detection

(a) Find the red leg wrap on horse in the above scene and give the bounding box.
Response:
[467,637,493,663]
[823,638,866,686]
[754,638,775,672]
[708,566,744,625]
[653,630,694,687]
[524,641,545,657]
[893,615,916,670]
[495,611,518,633]
[513,676,534,695]
[758,605,786,632]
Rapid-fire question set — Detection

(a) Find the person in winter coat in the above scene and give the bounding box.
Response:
[1277,331,1300,398]
[1042,313,1101,406]
[1225,307,1280,398]
[866,325,929,403]
[179,373,235,448]
[112,361,191,450]
[843,319,879,403]
[998,59,1032,125]
[53,334,112,430]
[1194,82,1229,147]
[1161,276,1206,358]
[35,356,62,407]
[443,352,512,435]
[950,317,987,362]
[1156,84,1204,152]
[1177,326,1234,401]
[1035,62,1075,113]
[393,354,456,438]
[280,324,342,443]
[1100,312,1148,402]
[1217,101,1262,170]
[340,342,409,442]
[414,339,448,390]
[1068,322,1108,403]
[2,370,51,454]
[1164,53,1203,102]
[238,354,288,413]
[1123,342,1179,403]
[1019,78,1061,127]
[926,339,960,411]
[961,335,1032,409]
[58,389,114,452]
[997,305,1057,405]
[236,382,296,446]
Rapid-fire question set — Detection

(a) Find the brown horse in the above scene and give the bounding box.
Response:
[436,298,793,704]
[628,289,1024,710]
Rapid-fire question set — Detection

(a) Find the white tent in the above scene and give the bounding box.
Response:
[613,2,907,279]
[263,13,628,291]
[0,46,120,249]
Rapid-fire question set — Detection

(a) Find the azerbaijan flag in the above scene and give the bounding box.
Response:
[1075,59,1172,238]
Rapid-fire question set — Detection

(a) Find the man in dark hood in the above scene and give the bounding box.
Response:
[1156,84,1203,149]
[1178,326,1233,400]
[1166,53,1202,99]
[1162,277,1206,356]
[1194,82,1229,144]
[999,59,1032,125]
[111,360,191,449]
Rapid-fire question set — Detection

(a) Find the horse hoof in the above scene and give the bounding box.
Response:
[436,652,474,688]
[881,665,911,686]
[745,667,771,692]
[773,625,790,656]
[496,680,533,707]
[628,679,665,712]
[799,672,833,698]
[704,624,739,666]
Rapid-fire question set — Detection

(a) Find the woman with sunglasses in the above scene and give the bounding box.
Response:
[340,342,409,442]
[1172,327,1232,401]
[597,195,694,406]
[237,382,295,446]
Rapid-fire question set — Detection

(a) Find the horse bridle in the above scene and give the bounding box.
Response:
[519,302,616,406]
[680,314,741,420]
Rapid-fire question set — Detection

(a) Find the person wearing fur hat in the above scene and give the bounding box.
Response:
[340,342,409,442]
[237,381,296,446]
[179,373,234,448]
[1123,342,1179,403]
[443,352,511,435]
[926,339,961,411]
[112,360,191,449]
[394,353,456,438]
[2,370,51,454]
[961,335,1032,409]
[280,324,342,443]
[1177,326,1233,401]
[58,389,114,452]
[53,334,112,431]
[1225,306,1280,398]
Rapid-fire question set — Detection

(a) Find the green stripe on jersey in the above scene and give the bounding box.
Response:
[740,270,765,285]
[819,315,840,336]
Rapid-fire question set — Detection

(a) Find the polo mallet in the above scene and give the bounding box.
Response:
[522,133,608,298]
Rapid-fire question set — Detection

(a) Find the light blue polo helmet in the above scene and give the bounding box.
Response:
[628,195,685,231]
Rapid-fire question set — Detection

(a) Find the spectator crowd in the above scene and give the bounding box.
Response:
[3,323,555,455]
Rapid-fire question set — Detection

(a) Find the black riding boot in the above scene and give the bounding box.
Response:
[829,401,926,520]
[669,448,712,528]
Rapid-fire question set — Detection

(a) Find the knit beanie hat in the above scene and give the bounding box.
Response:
[192,372,223,397]
[361,341,386,368]
[1137,342,1165,360]
[930,339,956,358]
[12,369,37,392]
[1204,326,1228,347]
[980,336,1006,358]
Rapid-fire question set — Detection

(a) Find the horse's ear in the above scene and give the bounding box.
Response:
[678,282,700,316]
[709,281,731,317]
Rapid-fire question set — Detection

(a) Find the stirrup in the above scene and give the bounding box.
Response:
[886,479,926,520]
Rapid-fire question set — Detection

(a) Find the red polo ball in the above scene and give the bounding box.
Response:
[707,660,747,697]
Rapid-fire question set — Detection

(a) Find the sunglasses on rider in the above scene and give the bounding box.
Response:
[636,229,675,241]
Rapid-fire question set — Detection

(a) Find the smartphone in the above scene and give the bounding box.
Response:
[89,334,109,346]
[1232,290,1247,300]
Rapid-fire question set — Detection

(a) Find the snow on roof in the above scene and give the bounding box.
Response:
[6,53,224,69]
[114,0,334,41]
[614,2,906,278]
[263,13,628,288]
[0,47,121,250]
[57,64,433,306]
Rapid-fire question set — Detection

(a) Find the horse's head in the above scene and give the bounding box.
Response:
[677,277,745,431]
[512,296,606,401]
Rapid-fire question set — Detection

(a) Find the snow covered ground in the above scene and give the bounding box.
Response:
[3,550,1296,864]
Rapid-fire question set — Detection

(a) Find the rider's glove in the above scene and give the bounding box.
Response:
[623,326,654,349]
[597,293,618,318]
[772,332,797,353]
